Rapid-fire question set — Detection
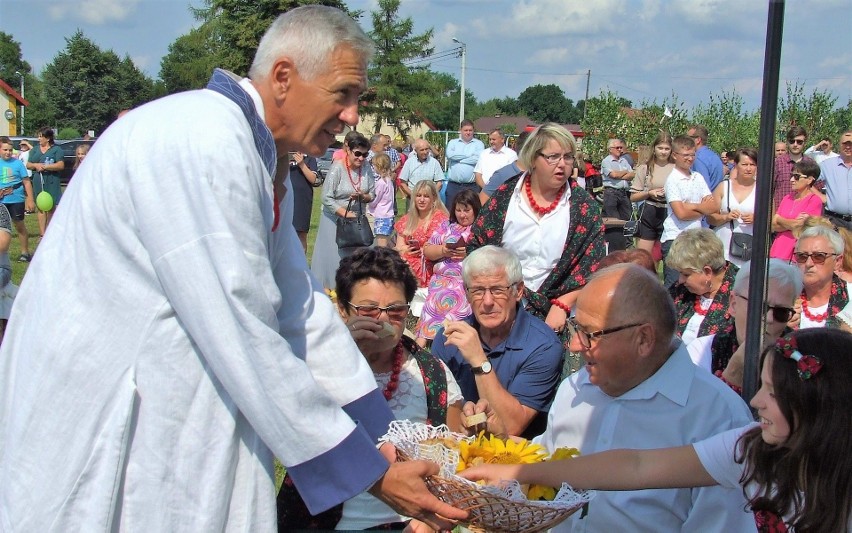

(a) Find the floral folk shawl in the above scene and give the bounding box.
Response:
[672,262,738,340]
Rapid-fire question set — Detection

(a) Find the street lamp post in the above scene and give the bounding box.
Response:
[14,71,24,135]
[452,38,466,126]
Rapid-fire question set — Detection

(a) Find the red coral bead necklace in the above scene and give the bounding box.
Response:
[800,294,828,322]
[383,342,404,400]
[524,176,565,216]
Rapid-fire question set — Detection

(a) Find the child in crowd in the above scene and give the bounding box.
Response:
[462,328,852,533]
[659,135,719,288]
[368,153,395,247]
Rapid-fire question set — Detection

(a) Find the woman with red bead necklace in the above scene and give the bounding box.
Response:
[467,123,605,375]
[279,247,464,531]
[667,228,737,345]
[790,225,849,329]
[311,133,375,290]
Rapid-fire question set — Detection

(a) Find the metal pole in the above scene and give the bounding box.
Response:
[743,0,786,402]
[583,70,591,120]
[14,71,24,135]
[452,38,466,125]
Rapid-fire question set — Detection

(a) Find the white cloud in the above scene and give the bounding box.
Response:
[47,0,140,24]
[505,0,624,36]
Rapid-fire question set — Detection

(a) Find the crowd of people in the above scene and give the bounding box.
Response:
[0,5,850,532]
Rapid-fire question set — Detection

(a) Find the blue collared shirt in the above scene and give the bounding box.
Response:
[446,137,485,184]
[692,146,724,192]
[431,306,563,438]
[820,155,852,214]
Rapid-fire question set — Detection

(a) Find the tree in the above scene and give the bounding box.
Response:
[777,81,839,141]
[517,84,572,123]
[362,0,435,138]
[191,0,355,76]
[41,31,155,135]
[690,90,759,153]
[834,99,852,135]
[159,24,218,94]
[0,32,30,87]
[580,90,632,162]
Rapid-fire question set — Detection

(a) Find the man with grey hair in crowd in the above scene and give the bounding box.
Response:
[399,138,444,202]
[473,128,517,191]
[0,6,465,530]
[601,137,635,220]
[432,245,563,440]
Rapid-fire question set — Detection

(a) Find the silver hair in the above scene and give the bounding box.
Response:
[249,6,374,81]
[733,259,803,303]
[607,138,623,149]
[797,225,845,255]
[462,246,523,286]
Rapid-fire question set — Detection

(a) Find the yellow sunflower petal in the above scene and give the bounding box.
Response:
[549,447,581,461]
[527,484,557,501]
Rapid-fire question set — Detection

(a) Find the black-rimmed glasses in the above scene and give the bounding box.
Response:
[351,150,368,158]
[734,294,795,323]
[565,317,645,349]
[345,302,410,321]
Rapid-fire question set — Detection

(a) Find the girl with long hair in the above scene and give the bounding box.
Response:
[463,328,852,533]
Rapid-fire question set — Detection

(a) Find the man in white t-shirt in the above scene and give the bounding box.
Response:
[473,129,517,190]
[661,135,718,288]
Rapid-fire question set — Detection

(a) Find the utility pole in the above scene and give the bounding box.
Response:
[583,70,591,120]
[452,38,467,125]
[14,71,24,135]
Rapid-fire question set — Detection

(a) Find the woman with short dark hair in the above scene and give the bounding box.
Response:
[25,127,65,237]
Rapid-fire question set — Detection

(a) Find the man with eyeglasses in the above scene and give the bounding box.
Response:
[773,126,815,210]
[431,246,563,440]
[818,130,852,230]
[688,259,802,391]
[536,263,755,532]
[600,138,634,220]
[686,124,724,192]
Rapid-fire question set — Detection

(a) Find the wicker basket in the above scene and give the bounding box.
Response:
[384,421,595,533]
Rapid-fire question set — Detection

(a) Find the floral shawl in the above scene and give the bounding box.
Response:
[800,273,849,330]
[395,210,449,287]
[672,262,738,339]
[467,175,605,371]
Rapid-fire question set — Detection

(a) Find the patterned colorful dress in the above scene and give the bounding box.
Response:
[416,221,474,341]
[671,262,738,340]
[468,176,606,374]
[394,211,449,287]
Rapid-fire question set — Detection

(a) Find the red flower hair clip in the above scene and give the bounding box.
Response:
[775,336,823,380]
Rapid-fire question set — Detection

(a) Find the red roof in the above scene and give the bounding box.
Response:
[0,79,28,107]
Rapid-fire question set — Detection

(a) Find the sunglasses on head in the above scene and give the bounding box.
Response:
[736,294,795,322]
[793,251,837,264]
[351,150,368,158]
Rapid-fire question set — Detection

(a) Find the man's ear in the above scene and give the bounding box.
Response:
[635,323,657,359]
[515,281,525,302]
[269,56,296,103]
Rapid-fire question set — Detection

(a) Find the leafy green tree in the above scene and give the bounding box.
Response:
[41,31,155,135]
[580,90,632,162]
[0,32,30,87]
[777,81,839,142]
[362,0,434,138]
[517,84,573,123]
[159,24,218,93]
[834,99,852,135]
[192,0,355,76]
[690,90,759,153]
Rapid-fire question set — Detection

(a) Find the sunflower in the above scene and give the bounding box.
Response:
[456,432,548,472]
[456,433,494,472]
[528,447,582,501]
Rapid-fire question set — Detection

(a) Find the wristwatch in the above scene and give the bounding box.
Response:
[472,360,492,375]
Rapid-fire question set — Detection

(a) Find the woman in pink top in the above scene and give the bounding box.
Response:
[770,159,823,261]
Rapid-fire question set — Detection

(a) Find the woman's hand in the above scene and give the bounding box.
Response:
[545,304,568,333]
[740,213,754,224]
[728,209,741,222]
[649,187,665,201]
[458,463,522,486]
[788,299,802,330]
[343,315,399,356]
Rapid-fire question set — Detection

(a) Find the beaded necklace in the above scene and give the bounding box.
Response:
[382,342,405,400]
[344,158,363,191]
[693,297,712,316]
[524,176,565,216]
[800,294,828,322]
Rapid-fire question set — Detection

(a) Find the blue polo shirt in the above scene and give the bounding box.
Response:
[692,146,724,192]
[431,306,563,438]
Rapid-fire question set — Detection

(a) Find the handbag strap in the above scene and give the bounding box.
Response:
[726,180,734,231]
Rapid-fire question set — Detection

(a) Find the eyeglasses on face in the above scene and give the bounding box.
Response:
[735,293,795,323]
[565,317,645,350]
[537,152,575,165]
[345,302,410,320]
[789,138,806,145]
[351,150,368,159]
[674,152,696,159]
[793,251,837,265]
[791,173,812,181]
[465,284,516,300]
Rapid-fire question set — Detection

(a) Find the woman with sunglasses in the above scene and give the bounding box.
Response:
[687,259,801,394]
[770,159,824,262]
[310,133,375,289]
[278,246,464,531]
[790,225,849,329]
[467,123,605,375]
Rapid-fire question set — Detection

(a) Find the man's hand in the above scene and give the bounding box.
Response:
[462,399,507,437]
[369,460,468,530]
[443,321,487,367]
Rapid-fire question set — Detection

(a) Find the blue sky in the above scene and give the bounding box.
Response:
[2,0,851,111]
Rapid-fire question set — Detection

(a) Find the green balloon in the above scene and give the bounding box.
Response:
[36,191,54,212]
